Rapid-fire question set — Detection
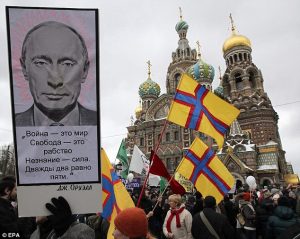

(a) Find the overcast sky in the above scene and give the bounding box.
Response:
[0,0,299,176]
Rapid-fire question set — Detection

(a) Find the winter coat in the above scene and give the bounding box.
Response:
[222,199,237,229]
[265,205,299,239]
[148,203,164,239]
[240,201,256,230]
[0,198,35,238]
[191,207,235,239]
[256,198,274,237]
[163,204,193,239]
[30,222,95,239]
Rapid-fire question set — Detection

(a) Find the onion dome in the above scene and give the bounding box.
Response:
[175,7,189,33]
[223,14,251,53]
[138,60,160,98]
[187,58,215,84]
[138,78,160,98]
[175,20,189,32]
[223,33,251,53]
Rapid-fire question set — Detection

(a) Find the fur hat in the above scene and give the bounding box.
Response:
[114,207,148,238]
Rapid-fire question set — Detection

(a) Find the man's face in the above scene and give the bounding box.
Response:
[7,184,17,201]
[112,228,129,239]
[22,25,88,112]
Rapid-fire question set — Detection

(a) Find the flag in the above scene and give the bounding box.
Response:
[101,148,135,239]
[176,138,235,203]
[149,150,186,195]
[167,73,240,148]
[116,139,129,178]
[160,177,167,194]
[129,145,149,175]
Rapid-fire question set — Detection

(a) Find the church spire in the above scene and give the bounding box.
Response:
[179,7,183,20]
[229,13,237,34]
[196,40,201,59]
[147,60,152,79]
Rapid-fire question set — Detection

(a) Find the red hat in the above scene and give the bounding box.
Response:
[114,207,148,238]
[243,192,251,201]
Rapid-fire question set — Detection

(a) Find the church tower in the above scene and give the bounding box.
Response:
[166,7,198,95]
[222,14,282,147]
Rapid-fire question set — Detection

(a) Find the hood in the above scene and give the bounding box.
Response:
[274,206,295,220]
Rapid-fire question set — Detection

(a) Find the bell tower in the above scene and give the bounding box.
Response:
[222,14,282,147]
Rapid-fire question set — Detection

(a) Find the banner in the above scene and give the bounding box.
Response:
[174,172,194,193]
[6,6,101,216]
[129,145,149,175]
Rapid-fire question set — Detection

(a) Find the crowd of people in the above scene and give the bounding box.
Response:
[1,175,300,239]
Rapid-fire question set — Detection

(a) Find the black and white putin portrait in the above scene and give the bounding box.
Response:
[15,21,97,127]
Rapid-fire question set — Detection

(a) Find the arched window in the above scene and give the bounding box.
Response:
[234,54,238,62]
[166,132,170,142]
[235,73,243,90]
[186,48,190,57]
[174,131,179,140]
[244,53,247,61]
[249,71,256,88]
[239,53,242,61]
[230,56,233,64]
[140,137,144,146]
[174,73,181,89]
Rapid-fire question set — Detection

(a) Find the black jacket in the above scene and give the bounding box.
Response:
[191,208,235,239]
[0,198,35,239]
[0,198,20,234]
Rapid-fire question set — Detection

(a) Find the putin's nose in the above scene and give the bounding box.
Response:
[47,65,63,89]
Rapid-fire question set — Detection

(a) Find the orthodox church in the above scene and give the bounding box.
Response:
[126,13,293,188]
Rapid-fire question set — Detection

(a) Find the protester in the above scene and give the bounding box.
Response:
[30,196,94,239]
[148,195,164,239]
[113,207,152,239]
[0,176,35,238]
[163,194,193,239]
[265,196,298,239]
[220,194,237,230]
[255,191,274,239]
[191,195,235,239]
[239,192,256,239]
[192,191,204,216]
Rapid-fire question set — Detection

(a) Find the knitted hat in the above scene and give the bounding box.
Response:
[114,207,148,238]
[243,192,251,201]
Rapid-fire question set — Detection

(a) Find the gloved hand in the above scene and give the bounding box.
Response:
[45,196,76,237]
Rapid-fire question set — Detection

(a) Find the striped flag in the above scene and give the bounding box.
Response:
[176,138,235,203]
[167,74,240,148]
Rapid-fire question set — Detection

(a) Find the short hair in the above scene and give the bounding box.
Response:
[21,21,89,68]
[0,175,16,196]
[204,196,216,208]
[168,194,182,206]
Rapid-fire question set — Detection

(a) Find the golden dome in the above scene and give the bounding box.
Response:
[222,32,251,53]
[135,105,142,119]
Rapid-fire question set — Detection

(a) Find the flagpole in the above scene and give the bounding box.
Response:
[152,174,176,211]
[137,119,169,207]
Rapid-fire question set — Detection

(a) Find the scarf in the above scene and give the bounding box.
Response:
[166,206,185,233]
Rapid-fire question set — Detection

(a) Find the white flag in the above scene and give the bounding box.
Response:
[129,145,150,175]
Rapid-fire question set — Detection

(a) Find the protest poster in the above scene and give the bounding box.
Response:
[6,6,101,216]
